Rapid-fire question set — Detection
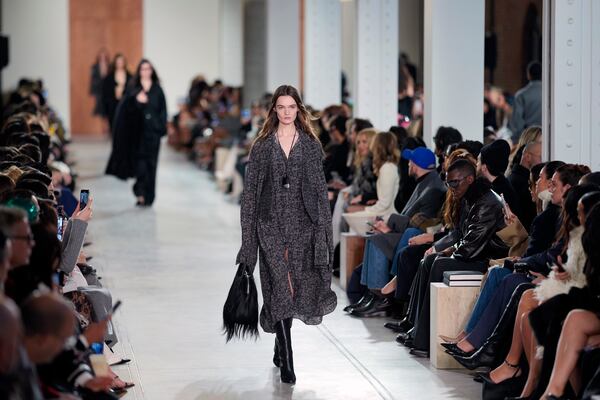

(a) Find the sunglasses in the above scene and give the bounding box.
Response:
[445,176,468,189]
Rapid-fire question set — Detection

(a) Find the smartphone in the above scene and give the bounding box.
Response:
[500,194,511,217]
[57,215,63,241]
[366,221,376,228]
[80,189,89,209]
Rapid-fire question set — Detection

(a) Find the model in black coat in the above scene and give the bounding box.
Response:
[106,59,167,206]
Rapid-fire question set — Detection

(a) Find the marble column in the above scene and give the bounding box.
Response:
[423,0,484,144]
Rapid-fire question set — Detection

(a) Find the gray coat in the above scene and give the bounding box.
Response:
[371,170,447,259]
[236,132,337,333]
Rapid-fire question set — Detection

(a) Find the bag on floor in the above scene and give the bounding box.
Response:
[222,263,259,342]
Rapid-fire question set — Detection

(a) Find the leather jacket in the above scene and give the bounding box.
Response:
[453,178,509,261]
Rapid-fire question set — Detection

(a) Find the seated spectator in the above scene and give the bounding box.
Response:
[347,131,400,222]
[350,147,446,318]
[403,159,508,356]
[509,141,542,231]
[478,139,522,223]
[433,126,462,174]
[324,115,351,183]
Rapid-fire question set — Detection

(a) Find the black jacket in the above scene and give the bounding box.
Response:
[323,139,351,182]
[491,174,521,225]
[523,203,560,257]
[453,178,508,261]
[508,164,537,231]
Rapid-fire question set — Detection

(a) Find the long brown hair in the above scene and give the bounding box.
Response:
[253,85,318,145]
[370,131,400,175]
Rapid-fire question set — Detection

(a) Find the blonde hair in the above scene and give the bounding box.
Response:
[354,128,378,169]
[370,131,400,175]
[253,85,319,146]
[509,125,542,171]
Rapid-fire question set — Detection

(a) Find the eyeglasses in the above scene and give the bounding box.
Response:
[10,234,35,243]
[445,176,467,189]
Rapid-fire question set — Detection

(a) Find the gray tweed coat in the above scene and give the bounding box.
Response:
[236,132,337,333]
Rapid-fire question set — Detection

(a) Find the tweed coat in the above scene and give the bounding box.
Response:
[236,131,337,333]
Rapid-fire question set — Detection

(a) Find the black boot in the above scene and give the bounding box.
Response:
[273,338,282,367]
[274,318,296,384]
[351,297,392,318]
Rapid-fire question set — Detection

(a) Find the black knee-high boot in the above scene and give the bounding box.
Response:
[273,338,282,367]
[274,318,296,384]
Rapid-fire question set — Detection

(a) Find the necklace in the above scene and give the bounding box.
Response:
[276,130,298,189]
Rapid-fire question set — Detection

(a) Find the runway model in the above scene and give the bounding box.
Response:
[236,85,337,384]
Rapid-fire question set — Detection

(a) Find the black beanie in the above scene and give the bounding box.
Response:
[480,139,510,176]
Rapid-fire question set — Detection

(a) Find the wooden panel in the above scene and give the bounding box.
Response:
[69,0,142,136]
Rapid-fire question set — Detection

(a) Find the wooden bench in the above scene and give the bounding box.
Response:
[430,282,481,369]
[339,232,366,289]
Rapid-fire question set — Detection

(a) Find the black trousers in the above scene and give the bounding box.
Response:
[133,153,159,205]
[411,255,488,351]
[394,243,430,301]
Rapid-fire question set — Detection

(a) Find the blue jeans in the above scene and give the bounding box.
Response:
[360,239,390,289]
[390,228,423,275]
[464,266,512,333]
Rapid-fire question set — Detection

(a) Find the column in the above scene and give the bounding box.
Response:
[303,0,341,110]
[266,0,300,92]
[354,0,398,131]
[243,0,266,107]
[423,0,484,145]
[544,0,600,170]
[220,0,243,87]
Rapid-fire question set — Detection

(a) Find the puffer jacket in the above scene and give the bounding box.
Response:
[453,178,509,262]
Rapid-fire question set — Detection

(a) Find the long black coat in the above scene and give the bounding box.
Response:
[236,132,337,332]
[105,84,167,179]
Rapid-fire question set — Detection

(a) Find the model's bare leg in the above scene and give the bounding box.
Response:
[519,309,541,396]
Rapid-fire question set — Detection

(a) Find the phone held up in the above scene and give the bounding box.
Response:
[79,189,90,209]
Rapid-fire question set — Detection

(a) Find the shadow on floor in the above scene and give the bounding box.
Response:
[173,369,328,400]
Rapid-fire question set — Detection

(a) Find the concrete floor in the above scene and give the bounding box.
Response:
[73,139,481,400]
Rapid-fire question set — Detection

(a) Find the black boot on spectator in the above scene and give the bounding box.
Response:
[351,297,392,318]
[384,318,412,333]
[273,338,282,368]
[274,318,296,384]
[343,291,375,313]
[442,343,475,358]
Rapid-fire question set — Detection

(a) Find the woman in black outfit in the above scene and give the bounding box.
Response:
[106,59,167,207]
[102,53,131,130]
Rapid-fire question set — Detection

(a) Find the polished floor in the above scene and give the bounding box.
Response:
[73,139,481,400]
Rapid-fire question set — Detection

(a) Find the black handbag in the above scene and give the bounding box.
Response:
[222,263,259,342]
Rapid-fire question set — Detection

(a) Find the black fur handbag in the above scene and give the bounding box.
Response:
[222,263,259,342]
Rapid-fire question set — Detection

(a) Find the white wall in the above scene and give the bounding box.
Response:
[3,0,70,130]
[266,0,300,92]
[144,0,221,116]
[220,0,243,86]
[424,0,484,144]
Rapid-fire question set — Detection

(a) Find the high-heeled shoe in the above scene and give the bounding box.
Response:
[343,291,374,312]
[452,340,498,370]
[274,318,296,384]
[481,360,523,400]
[442,343,474,357]
[273,338,282,367]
